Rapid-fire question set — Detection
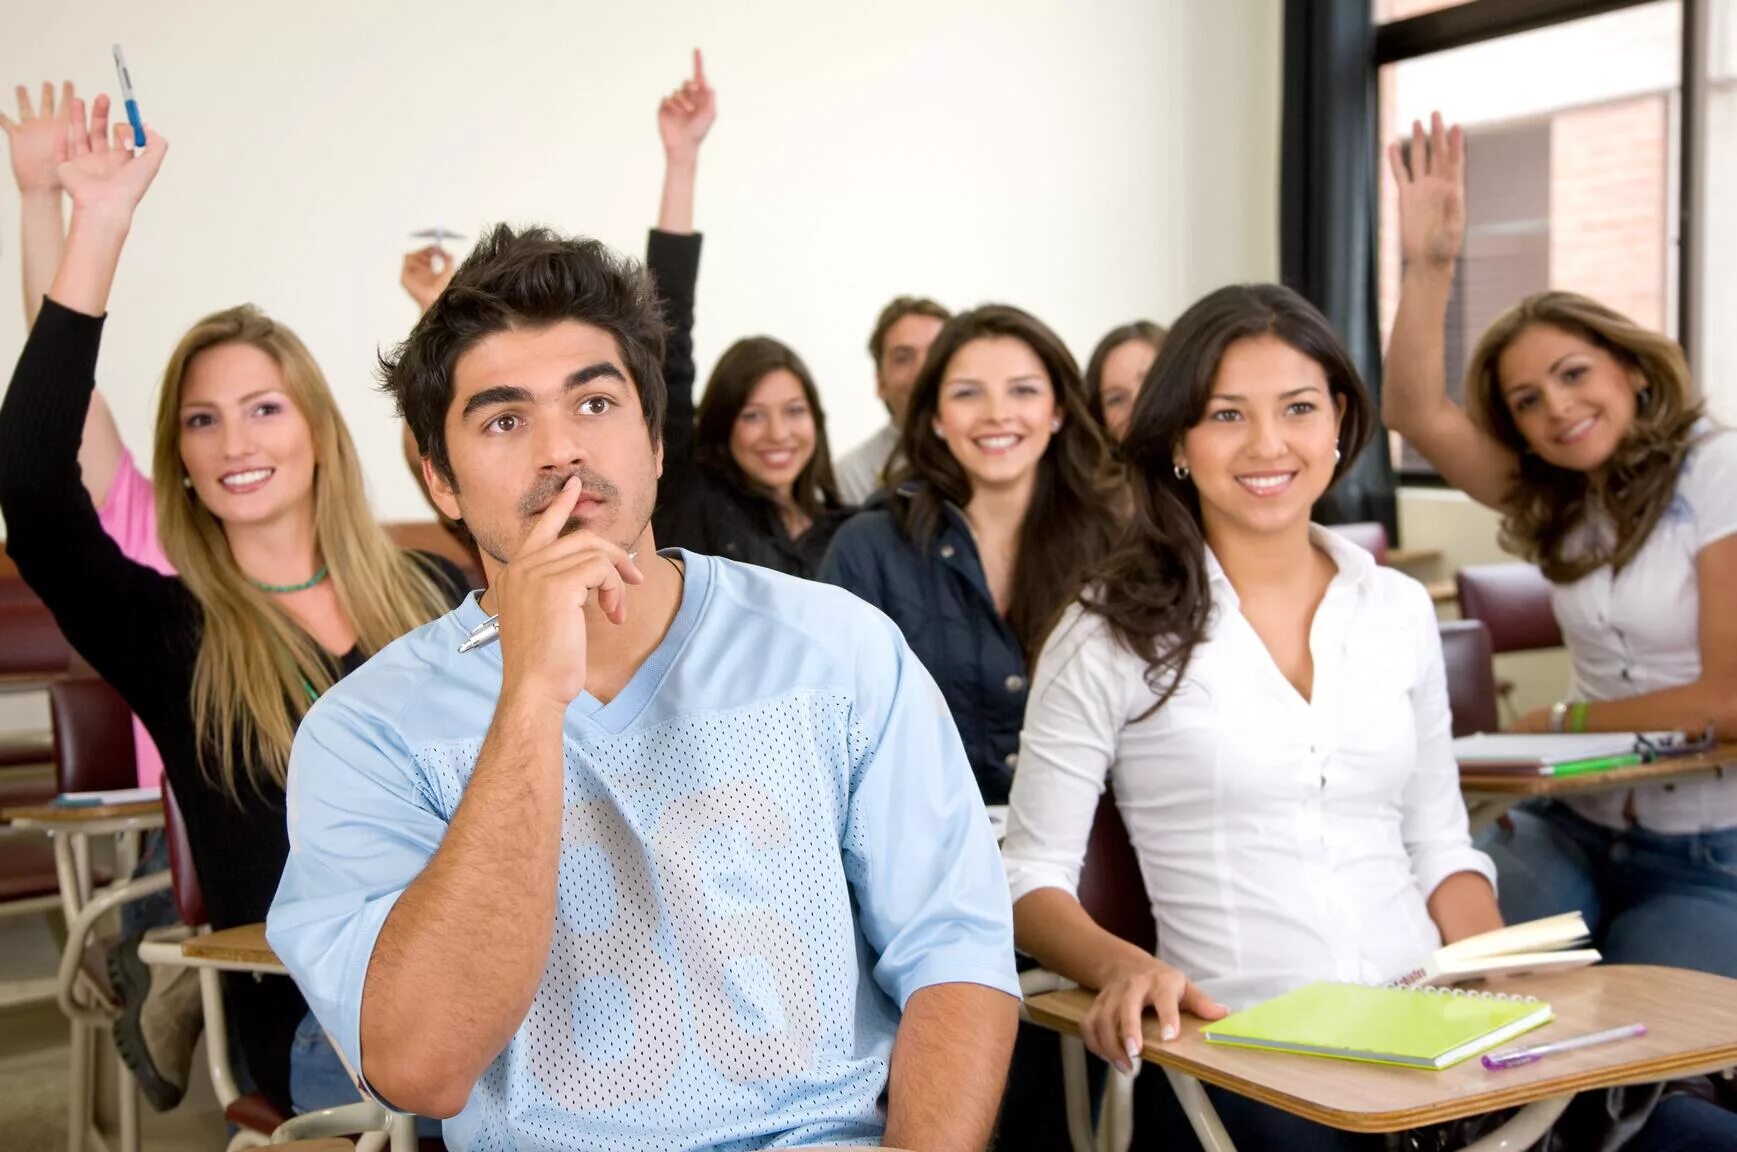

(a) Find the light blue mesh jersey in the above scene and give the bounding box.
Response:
[267,549,1018,1152]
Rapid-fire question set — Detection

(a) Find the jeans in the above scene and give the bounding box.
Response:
[120,829,177,940]
[1479,801,1737,979]
[290,1011,441,1139]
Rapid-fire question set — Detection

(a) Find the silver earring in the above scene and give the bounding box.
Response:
[1173,462,1190,481]
[933,424,945,439]
[1050,418,1062,433]
[1638,387,1653,411]
[181,475,193,489]
[1334,447,1342,462]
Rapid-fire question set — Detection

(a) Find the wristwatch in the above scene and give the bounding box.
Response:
[1548,701,1570,733]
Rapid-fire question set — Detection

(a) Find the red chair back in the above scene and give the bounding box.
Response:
[1438,620,1499,737]
[161,780,207,928]
[1455,563,1563,653]
[1076,792,1156,954]
[48,677,137,793]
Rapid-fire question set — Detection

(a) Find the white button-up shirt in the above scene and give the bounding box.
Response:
[1551,424,1737,833]
[1002,526,1495,1009]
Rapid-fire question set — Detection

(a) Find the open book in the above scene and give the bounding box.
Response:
[1384,913,1601,989]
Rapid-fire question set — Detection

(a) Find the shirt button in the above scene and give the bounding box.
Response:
[1004,752,1019,769]
[939,544,956,559]
[1005,675,1026,692]
[1621,668,1633,682]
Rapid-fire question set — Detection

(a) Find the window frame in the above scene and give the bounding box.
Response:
[1368,0,1709,483]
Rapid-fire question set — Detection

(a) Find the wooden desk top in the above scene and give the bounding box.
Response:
[1024,965,1737,1133]
[1460,747,1733,797]
[268,1142,353,1152]
[0,798,162,823]
[1425,578,1456,604]
[182,922,282,969]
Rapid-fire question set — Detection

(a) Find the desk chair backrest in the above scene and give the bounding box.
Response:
[1076,792,1156,954]
[0,596,75,676]
[1438,620,1499,737]
[1455,563,1563,653]
[161,780,207,928]
[1327,522,1389,566]
[48,676,137,793]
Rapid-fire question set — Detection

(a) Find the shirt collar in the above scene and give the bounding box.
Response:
[1204,523,1378,606]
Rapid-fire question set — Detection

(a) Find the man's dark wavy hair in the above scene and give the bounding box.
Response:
[380,223,668,487]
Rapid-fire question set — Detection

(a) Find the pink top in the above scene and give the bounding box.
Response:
[96,453,172,789]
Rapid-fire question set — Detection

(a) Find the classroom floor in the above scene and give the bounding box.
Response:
[0,912,227,1151]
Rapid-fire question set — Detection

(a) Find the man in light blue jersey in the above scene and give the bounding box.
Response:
[265,223,1021,1152]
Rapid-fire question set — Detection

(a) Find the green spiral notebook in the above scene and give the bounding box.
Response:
[1201,981,1554,1070]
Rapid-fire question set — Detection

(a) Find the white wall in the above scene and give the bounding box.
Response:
[0,0,1281,522]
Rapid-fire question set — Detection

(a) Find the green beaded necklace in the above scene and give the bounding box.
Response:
[250,565,329,595]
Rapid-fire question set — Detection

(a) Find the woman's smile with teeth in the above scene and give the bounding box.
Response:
[220,468,275,490]
[1236,471,1295,496]
[1556,416,1597,445]
[975,433,1021,452]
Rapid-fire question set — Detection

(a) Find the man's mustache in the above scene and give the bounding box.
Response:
[517,470,620,518]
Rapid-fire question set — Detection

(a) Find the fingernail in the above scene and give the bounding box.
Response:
[562,475,578,490]
[1124,1037,1140,1060]
[1162,1024,1179,1041]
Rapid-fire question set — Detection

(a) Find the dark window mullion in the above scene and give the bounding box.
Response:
[1376,0,1655,64]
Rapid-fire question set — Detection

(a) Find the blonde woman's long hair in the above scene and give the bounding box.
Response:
[151,306,453,802]
[1465,291,1704,584]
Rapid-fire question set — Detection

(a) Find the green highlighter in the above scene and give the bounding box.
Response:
[1544,753,1646,778]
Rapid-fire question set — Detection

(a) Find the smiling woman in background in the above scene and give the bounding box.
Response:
[1383,113,1737,983]
[656,334,853,575]
[820,304,1122,807]
[0,99,466,1119]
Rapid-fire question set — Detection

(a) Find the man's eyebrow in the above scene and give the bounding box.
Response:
[461,385,532,419]
[566,362,627,389]
[459,363,628,420]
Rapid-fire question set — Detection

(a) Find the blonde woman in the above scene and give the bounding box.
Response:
[0,102,464,1115]
[1384,113,1737,981]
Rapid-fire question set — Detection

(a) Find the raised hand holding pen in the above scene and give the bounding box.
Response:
[489,475,645,712]
[46,91,166,318]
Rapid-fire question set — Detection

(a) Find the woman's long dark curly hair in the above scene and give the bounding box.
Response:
[1464,292,1705,584]
[1086,284,1375,709]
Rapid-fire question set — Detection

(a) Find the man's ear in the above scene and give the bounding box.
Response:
[653,432,665,480]
[423,455,465,524]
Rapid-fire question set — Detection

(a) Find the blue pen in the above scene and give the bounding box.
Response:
[112,44,146,147]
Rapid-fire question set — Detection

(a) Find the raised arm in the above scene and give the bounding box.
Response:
[656,49,715,235]
[1383,112,1518,509]
[648,52,712,546]
[0,97,182,705]
[2,81,129,505]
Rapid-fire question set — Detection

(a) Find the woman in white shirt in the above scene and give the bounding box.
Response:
[1001,282,1504,1151]
[1384,114,1737,982]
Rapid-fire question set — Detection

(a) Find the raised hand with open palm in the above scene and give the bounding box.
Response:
[1388,111,1465,271]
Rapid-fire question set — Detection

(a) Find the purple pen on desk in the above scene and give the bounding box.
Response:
[1483,1023,1647,1070]
[112,45,146,147]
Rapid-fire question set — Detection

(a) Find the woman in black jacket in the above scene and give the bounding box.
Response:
[653,329,852,577]
[644,57,850,577]
[819,305,1122,804]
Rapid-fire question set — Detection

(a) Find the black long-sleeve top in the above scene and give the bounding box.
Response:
[0,299,466,1112]
[646,230,852,576]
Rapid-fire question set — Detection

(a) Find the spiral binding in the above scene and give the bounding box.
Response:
[1348,979,1539,1003]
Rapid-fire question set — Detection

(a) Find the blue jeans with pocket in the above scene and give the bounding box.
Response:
[290,1011,442,1139]
[1479,800,1737,979]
